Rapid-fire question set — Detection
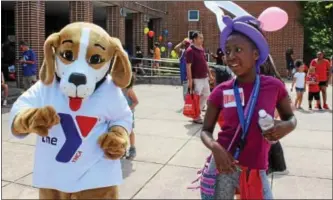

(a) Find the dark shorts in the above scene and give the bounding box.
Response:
[296,87,305,93]
[308,92,320,101]
[319,81,328,87]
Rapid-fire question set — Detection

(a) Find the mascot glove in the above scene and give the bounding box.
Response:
[98,126,129,160]
[12,106,60,137]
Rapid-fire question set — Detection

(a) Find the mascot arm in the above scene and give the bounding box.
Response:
[10,82,60,138]
[98,89,133,160]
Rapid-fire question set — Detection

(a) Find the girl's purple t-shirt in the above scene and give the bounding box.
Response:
[208,75,288,170]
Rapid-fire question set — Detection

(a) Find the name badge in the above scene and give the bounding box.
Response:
[223,88,245,108]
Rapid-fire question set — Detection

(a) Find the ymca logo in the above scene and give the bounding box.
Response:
[48,113,97,163]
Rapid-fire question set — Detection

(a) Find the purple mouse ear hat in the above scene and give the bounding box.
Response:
[220,15,269,73]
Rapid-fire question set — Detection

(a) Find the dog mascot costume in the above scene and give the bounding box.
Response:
[9,22,133,199]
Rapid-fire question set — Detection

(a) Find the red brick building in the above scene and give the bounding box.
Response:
[164,2,304,77]
[1,1,303,87]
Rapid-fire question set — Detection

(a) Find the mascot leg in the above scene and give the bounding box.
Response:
[39,188,70,199]
[78,186,119,199]
[39,186,119,199]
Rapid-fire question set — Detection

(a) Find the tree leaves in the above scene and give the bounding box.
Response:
[301,1,333,63]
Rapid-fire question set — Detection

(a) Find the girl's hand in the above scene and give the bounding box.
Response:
[263,120,290,141]
[211,141,237,174]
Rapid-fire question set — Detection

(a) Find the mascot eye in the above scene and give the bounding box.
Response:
[89,54,104,64]
[61,50,74,61]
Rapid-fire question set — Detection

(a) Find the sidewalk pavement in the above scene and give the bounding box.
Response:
[1,83,332,199]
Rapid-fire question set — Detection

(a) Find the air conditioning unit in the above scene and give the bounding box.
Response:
[120,8,127,17]
[144,14,150,22]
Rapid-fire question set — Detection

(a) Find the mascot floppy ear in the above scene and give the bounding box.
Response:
[109,37,132,88]
[40,33,60,85]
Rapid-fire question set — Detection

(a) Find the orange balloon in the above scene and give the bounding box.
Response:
[159,36,163,41]
[148,31,155,38]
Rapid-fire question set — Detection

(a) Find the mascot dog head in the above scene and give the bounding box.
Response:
[40,22,132,111]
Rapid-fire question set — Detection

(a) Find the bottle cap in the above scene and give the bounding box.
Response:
[259,109,267,118]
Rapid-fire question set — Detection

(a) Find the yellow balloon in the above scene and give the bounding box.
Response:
[144,27,149,34]
[161,46,166,52]
[171,50,177,58]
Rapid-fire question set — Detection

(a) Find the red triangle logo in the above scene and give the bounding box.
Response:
[76,116,98,138]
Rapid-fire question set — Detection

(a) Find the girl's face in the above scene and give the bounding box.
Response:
[225,33,259,77]
[298,65,304,72]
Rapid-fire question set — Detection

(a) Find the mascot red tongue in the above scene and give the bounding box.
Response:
[69,97,83,111]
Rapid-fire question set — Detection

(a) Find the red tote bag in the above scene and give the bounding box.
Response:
[183,93,201,119]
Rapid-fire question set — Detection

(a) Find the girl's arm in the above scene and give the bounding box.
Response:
[201,102,220,150]
[127,88,139,110]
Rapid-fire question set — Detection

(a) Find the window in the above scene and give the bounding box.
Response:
[188,10,199,22]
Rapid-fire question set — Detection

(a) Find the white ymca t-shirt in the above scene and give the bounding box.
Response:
[293,72,306,88]
[9,75,133,193]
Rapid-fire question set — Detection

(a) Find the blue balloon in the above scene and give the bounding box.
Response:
[163,30,169,36]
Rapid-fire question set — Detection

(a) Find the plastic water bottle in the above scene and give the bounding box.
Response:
[258,109,277,144]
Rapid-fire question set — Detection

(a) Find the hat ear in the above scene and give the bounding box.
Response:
[109,37,132,88]
[40,33,60,85]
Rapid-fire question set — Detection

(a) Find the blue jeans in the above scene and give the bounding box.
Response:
[182,81,188,101]
[208,156,273,199]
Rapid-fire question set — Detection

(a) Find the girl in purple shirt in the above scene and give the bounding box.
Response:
[199,16,297,199]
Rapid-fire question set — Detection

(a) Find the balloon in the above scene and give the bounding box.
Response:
[159,36,163,42]
[148,31,155,38]
[144,27,149,34]
[171,50,177,58]
[163,29,169,36]
[204,1,251,31]
[167,42,173,49]
[161,46,166,52]
[258,7,288,32]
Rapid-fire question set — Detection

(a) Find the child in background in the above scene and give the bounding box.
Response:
[122,76,139,159]
[291,60,306,109]
[307,66,322,110]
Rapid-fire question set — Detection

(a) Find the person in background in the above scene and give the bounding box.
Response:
[210,48,225,66]
[285,47,295,80]
[306,66,322,110]
[186,31,214,124]
[122,75,139,160]
[1,71,9,106]
[134,46,145,76]
[310,51,330,109]
[19,41,37,91]
[174,39,191,100]
[291,59,306,109]
[151,42,161,75]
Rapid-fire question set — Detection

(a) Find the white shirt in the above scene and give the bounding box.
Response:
[9,75,133,192]
[293,72,306,88]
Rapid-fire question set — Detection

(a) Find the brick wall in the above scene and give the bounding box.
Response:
[15,1,45,88]
[132,13,149,57]
[69,1,93,23]
[106,6,125,45]
[164,1,304,77]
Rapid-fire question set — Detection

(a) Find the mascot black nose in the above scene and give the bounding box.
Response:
[68,73,87,87]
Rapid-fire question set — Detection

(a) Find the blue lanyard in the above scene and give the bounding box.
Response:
[233,75,260,160]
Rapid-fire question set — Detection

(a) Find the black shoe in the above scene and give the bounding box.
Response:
[318,104,322,110]
[126,147,137,160]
